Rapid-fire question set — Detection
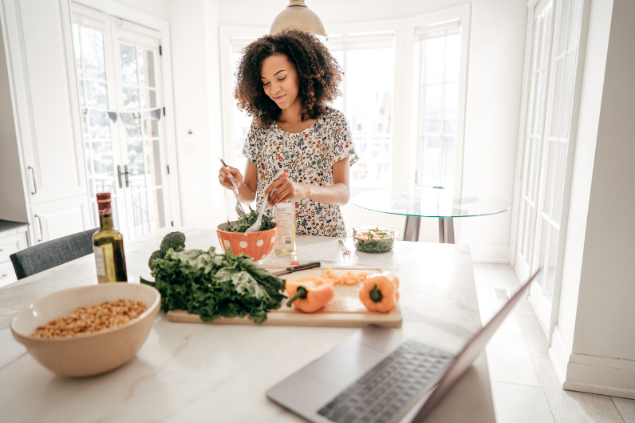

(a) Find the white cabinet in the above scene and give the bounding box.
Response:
[31,196,93,243]
[0,225,28,287]
[0,0,90,244]
[16,0,87,205]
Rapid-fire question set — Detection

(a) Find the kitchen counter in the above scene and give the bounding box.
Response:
[0,219,28,234]
[0,227,495,423]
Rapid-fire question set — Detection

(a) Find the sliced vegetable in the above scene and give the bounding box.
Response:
[286,276,335,313]
[319,268,368,285]
[359,272,400,313]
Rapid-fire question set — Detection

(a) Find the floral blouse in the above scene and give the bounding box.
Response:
[242,107,359,237]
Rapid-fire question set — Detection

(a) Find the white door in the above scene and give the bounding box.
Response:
[71,7,127,232]
[71,5,173,239]
[515,0,586,330]
[530,0,584,326]
[112,20,169,238]
[515,0,554,281]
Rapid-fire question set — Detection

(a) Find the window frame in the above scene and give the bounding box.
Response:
[407,4,471,192]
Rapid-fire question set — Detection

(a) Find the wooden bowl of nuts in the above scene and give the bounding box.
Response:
[10,283,160,377]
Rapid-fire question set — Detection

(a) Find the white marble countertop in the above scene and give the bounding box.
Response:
[0,228,495,423]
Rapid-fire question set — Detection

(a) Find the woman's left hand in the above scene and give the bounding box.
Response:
[264,177,308,206]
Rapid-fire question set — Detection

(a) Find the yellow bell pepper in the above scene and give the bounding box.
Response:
[286,276,335,313]
[359,272,400,313]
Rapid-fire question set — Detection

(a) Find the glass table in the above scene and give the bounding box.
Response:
[352,188,511,243]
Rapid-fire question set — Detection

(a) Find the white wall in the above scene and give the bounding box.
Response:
[458,0,526,259]
[549,0,635,399]
[217,0,527,262]
[167,0,226,229]
[111,0,168,20]
[218,0,470,27]
[575,0,635,362]
[556,0,613,354]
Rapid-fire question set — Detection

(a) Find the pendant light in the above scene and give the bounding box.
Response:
[270,0,327,38]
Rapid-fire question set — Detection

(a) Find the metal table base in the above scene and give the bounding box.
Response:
[403,216,455,244]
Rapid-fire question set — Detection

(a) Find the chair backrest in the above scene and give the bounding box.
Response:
[10,228,98,280]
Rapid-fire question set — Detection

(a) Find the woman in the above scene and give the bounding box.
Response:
[218,28,358,237]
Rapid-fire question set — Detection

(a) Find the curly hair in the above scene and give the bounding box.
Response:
[234,28,343,128]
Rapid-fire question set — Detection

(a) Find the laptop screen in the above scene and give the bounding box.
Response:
[411,269,540,422]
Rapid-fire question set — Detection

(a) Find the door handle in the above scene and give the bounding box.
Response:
[117,165,124,189]
[117,165,132,188]
[124,165,130,188]
[34,214,43,242]
[28,166,37,195]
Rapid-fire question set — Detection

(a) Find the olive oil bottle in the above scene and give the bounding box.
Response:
[93,193,128,283]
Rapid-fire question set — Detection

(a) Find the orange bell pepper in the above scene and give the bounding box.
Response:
[286,276,335,313]
[359,272,400,313]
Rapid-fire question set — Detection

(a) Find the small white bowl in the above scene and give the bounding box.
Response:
[11,283,161,377]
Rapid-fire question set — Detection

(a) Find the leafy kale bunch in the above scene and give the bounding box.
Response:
[225,208,276,233]
[142,247,286,323]
[148,231,186,271]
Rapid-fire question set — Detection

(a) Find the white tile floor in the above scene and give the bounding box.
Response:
[473,263,635,423]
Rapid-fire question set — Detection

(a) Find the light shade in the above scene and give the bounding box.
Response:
[270,0,327,37]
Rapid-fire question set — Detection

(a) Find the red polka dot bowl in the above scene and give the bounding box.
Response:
[216,222,278,261]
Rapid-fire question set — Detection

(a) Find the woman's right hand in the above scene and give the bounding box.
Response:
[219,166,243,191]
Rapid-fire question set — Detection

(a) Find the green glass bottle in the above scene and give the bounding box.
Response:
[93,193,128,283]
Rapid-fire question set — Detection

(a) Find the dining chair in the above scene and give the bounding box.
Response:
[10,228,98,280]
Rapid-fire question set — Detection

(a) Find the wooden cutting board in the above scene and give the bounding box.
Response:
[166,266,402,328]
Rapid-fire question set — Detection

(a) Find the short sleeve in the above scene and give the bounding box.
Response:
[329,110,359,167]
[242,120,261,164]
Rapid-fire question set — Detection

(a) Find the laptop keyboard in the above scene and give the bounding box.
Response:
[317,340,454,423]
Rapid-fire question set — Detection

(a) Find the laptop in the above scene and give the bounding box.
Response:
[267,269,540,423]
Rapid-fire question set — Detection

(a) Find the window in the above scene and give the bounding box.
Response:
[220,29,394,188]
[219,12,469,201]
[220,32,263,175]
[230,45,256,174]
[412,16,469,189]
[325,32,395,187]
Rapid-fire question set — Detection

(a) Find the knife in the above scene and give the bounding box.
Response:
[272,262,321,276]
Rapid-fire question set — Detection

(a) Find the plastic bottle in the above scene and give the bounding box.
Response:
[274,172,297,256]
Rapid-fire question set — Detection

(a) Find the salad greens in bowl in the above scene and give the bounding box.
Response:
[217,210,278,261]
[352,226,397,254]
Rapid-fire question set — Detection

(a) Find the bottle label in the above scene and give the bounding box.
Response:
[94,246,107,283]
[94,245,116,283]
[276,202,294,246]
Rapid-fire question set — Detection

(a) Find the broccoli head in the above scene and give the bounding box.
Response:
[160,231,186,255]
[148,250,164,271]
